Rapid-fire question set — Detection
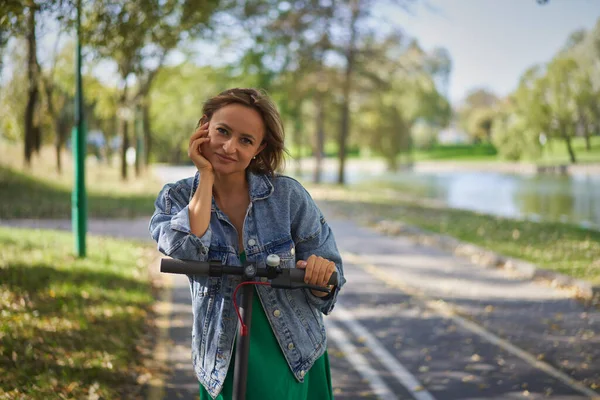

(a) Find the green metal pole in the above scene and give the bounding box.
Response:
[72,0,87,257]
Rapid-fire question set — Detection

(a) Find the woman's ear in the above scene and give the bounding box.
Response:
[255,142,267,157]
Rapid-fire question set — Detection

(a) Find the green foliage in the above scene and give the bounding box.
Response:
[0,40,28,142]
[492,19,600,164]
[0,226,155,398]
[149,63,234,163]
[411,122,438,150]
[466,107,497,142]
[458,88,499,142]
[491,111,541,161]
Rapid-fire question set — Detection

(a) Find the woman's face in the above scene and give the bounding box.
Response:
[202,104,266,176]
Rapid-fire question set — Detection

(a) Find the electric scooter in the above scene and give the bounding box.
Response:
[160,254,338,400]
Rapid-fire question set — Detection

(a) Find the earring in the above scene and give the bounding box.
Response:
[253,156,257,160]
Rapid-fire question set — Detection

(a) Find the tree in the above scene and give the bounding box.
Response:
[0,40,29,143]
[0,0,74,166]
[352,34,451,169]
[83,0,219,179]
[224,0,337,182]
[543,57,580,163]
[458,88,499,142]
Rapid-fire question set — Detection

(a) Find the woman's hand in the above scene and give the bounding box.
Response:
[296,255,337,298]
[188,122,213,176]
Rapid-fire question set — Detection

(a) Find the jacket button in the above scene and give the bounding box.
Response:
[299,370,305,377]
[290,247,295,256]
[273,309,281,317]
[288,343,294,350]
[247,238,256,246]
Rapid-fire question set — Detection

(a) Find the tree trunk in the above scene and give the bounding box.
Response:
[55,142,62,173]
[565,135,576,163]
[293,102,303,177]
[56,116,70,174]
[120,117,130,180]
[578,113,591,151]
[561,123,577,164]
[134,116,141,177]
[119,84,129,180]
[584,129,592,151]
[142,98,152,166]
[313,90,325,184]
[24,6,39,167]
[337,0,359,185]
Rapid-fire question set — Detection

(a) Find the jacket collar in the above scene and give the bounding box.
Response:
[247,171,274,201]
[191,170,274,203]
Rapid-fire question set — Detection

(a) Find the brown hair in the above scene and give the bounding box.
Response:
[198,88,286,175]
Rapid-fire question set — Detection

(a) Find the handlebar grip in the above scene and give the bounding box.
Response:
[289,269,338,286]
[160,258,210,275]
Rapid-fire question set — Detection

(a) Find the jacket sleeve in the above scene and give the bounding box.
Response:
[291,184,346,315]
[148,180,212,260]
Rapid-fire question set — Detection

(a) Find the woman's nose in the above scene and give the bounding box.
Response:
[222,138,236,153]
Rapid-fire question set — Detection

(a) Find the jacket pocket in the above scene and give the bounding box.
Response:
[262,236,295,269]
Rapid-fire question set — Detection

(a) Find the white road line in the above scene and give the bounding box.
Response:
[333,305,437,400]
[327,318,399,400]
[427,301,600,399]
[342,251,600,399]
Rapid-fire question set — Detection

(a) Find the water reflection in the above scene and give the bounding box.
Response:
[292,168,600,230]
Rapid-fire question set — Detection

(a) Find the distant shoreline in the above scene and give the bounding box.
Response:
[286,157,600,177]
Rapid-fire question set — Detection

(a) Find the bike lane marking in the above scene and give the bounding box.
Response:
[341,251,600,399]
[331,305,437,400]
[327,318,400,399]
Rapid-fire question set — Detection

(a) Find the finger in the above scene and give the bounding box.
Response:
[304,255,316,284]
[189,124,209,147]
[315,258,328,286]
[189,130,208,149]
[296,260,307,269]
[190,137,209,153]
[189,137,210,157]
[325,262,336,286]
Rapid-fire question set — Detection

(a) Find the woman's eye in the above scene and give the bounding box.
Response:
[217,128,228,135]
[241,138,253,145]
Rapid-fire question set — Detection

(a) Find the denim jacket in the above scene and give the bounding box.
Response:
[149,171,346,398]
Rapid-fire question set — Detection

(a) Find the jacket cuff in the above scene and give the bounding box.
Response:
[304,285,340,315]
[170,205,212,255]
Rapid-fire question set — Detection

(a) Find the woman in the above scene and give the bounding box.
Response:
[149,88,346,399]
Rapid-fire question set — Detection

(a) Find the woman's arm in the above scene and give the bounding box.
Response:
[189,173,214,238]
[149,121,216,259]
[149,177,213,260]
[290,183,346,315]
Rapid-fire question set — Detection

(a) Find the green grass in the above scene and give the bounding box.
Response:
[0,227,157,399]
[412,143,499,162]
[307,184,600,286]
[0,165,158,219]
[0,142,162,219]
[288,136,600,165]
[539,136,600,165]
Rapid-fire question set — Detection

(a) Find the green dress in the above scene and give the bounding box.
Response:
[199,252,333,400]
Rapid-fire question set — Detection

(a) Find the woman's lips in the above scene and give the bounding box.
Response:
[216,153,236,162]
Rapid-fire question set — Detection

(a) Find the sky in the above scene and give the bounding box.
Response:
[384,0,600,105]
